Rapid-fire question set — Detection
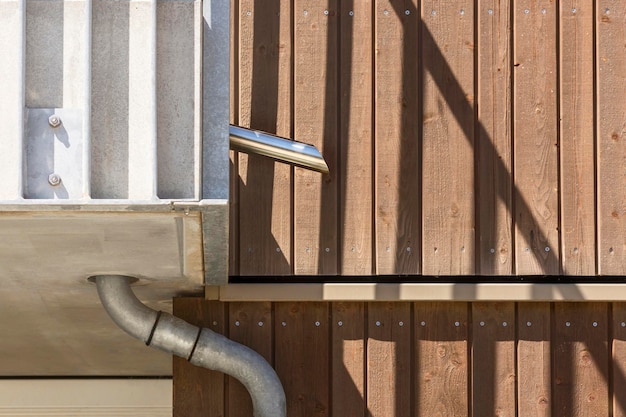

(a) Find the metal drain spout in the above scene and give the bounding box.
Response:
[94,275,285,417]
[229,124,329,174]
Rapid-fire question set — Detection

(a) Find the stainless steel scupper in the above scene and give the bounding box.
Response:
[230,125,329,174]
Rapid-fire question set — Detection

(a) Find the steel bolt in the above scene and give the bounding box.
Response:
[48,115,61,128]
[48,173,62,186]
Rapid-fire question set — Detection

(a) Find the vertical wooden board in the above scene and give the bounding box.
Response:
[294,0,339,275]
[227,302,273,417]
[559,1,596,275]
[229,0,240,275]
[415,302,469,417]
[230,152,240,276]
[173,298,226,417]
[368,302,411,417]
[421,0,475,275]
[477,0,513,275]
[332,302,365,417]
[513,1,559,275]
[229,1,240,124]
[553,303,609,417]
[612,303,626,417]
[517,302,551,417]
[230,0,238,125]
[596,1,626,275]
[339,0,373,275]
[237,0,292,275]
[275,302,330,416]
[471,303,516,417]
[374,0,420,275]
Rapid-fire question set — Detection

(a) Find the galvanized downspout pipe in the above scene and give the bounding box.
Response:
[93,275,286,417]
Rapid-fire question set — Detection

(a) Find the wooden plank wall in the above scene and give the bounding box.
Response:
[229,1,625,277]
[173,298,626,417]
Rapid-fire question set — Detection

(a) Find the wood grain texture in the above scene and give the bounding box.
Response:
[513,0,559,274]
[374,0,420,275]
[331,302,365,416]
[172,300,626,417]
[596,1,626,275]
[229,0,240,276]
[559,1,596,275]
[229,152,240,276]
[553,303,609,417]
[274,302,330,417]
[517,302,551,417]
[237,0,292,275]
[368,302,411,417]
[227,302,273,417]
[471,303,516,417]
[612,303,626,417]
[293,0,339,275]
[415,302,469,417]
[225,0,622,280]
[477,0,513,275]
[173,298,226,417]
[339,0,373,275]
[421,0,475,275]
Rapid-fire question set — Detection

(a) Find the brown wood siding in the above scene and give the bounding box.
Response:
[229,1,625,277]
[174,298,626,417]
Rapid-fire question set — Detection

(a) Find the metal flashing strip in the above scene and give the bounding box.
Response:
[214,283,626,302]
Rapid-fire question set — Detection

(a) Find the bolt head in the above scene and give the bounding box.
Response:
[48,173,62,186]
[48,115,61,128]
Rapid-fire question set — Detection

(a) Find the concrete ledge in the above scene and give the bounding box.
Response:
[213,283,626,302]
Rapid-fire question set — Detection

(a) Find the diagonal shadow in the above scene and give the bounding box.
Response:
[418,13,555,275]
[233,1,621,416]
[237,0,290,277]
[381,2,619,416]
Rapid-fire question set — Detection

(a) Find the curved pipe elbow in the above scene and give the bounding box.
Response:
[94,275,286,417]
[94,275,158,343]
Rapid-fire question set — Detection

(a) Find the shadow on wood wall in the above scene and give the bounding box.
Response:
[220,0,626,416]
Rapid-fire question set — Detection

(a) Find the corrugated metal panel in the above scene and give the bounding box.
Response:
[0,0,230,285]
[0,0,208,201]
[0,0,229,376]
